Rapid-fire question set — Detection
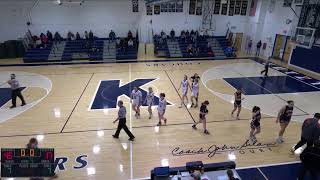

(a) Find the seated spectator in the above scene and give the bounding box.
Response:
[89,30,94,40]
[185,30,190,37]
[195,30,199,37]
[128,39,134,47]
[76,32,81,40]
[160,30,165,37]
[109,30,116,41]
[128,30,133,40]
[187,44,193,56]
[40,33,48,48]
[226,169,239,180]
[84,31,89,40]
[190,30,195,36]
[180,30,185,37]
[67,31,74,41]
[191,171,201,180]
[170,29,175,40]
[46,31,53,42]
[161,32,166,41]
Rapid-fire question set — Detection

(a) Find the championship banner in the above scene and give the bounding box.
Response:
[221,0,228,15]
[229,0,235,16]
[176,0,183,12]
[146,5,153,15]
[132,0,139,12]
[196,0,203,15]
[241,0,248,15]
[235,0,241,15]
[189,0,196,14]
[154,4,160,15]
[214,0,221,14]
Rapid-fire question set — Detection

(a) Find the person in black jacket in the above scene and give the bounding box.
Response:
[298,141,320,180]
[256,40,262,56]
[293,113,320,153]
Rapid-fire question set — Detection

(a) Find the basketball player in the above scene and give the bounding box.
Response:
[276,100,294,143]
[249,106,261,143]
[157,93,167,126]
[191,78,199,108]
[113,100,135,141]
[144,87,154,119]
[192,100,210,134]
[260,60,270,77]
[231,89,244,120]
[7,74,26,108]
[178,75,191,108]
[131,86,142,119]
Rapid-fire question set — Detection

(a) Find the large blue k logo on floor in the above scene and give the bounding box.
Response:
[90,79,171,109]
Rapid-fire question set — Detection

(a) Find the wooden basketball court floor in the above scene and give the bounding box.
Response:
[0,58,319,180]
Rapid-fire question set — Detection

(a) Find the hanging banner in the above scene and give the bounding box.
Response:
[221,1,228,15]
[176,0,184,12]
[132,0,139,12]
[214,0,221,14]
[235,0,241,15]
[146,5,153,15]
[196,0,203,15]
[249,0,258,16]
[154,4,160,15]
[189,0,196,14]
[241,0,248,15]
[229,0,235,16]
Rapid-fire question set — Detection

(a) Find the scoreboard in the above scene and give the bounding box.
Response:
[1,148,55,177]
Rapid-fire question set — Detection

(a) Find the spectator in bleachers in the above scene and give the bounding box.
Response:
[89,30,94,40]
[84,31,89,40]
[170,29,175,40]
[181,30,186,43]
[185,30,190,37]
[67,31,74,41]
[128,38,134,47]
[226,169,239,180]
[128,30,133,40]
[40,33,48,48]
[54,32,62,45]
[191,171,201,180]
[76,32,81,40]
[109,30,116,41]
[195,30,199,37]
[46,31,53,42]
[187,44,194,56]
[160,30,165,37]
[256,40,262,56]
[190,30,195,36]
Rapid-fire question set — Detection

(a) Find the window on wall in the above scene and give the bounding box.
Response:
[159,0,183,13]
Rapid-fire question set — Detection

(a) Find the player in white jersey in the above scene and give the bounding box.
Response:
[178,75,191,108]
[144,87,154,119]
[157,93,167,126]
[191,78,199,108]
[131,87,142,118]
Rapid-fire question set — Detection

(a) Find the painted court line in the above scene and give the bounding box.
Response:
[257,167,269,180]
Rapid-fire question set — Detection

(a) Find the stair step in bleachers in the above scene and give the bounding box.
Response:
[48,41,66,61]
[102,40,116,62]
[23,43,53,63]
[167,39,183,58]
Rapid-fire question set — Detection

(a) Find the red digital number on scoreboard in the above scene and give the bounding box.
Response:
[45,151,53,160]
[3,151,13,160]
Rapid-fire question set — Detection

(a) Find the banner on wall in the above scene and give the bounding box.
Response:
[214,0,221,14]
[176,1,183,12]
[229,0,235,16]
[146,5,153,15]
[132,0,139,12]
[189,0,196,14]
[235,0,241,15]
[154,4,160,14]
[196,0,203,15]
[221,1,228,15]
[249,0,258,16]
[241,0,248,15]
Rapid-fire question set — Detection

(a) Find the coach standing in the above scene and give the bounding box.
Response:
[112,100,135,141]
[7,74,26,108]
[292,113,320,153]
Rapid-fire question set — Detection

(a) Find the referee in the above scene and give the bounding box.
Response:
[7,74,26,108]
[112,100,135,141]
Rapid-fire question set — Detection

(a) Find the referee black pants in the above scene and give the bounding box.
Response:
[11,88,26,107]
[294,137,313,150]
[114,118,134,138]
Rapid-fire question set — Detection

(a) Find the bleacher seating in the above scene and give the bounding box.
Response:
[23,36,138,63]
[23,43,52,63]
[153,33,230,59]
